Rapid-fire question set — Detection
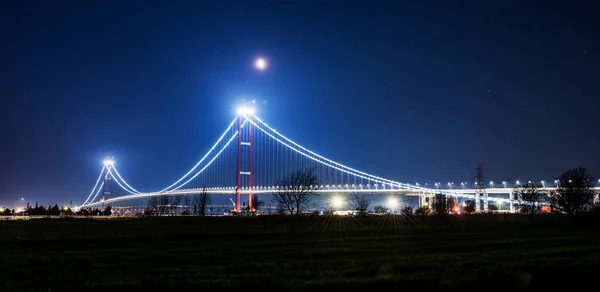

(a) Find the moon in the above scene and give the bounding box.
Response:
[254,58,267,70]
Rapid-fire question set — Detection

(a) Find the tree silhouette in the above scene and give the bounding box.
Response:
[248,194,264,213]
[432,194,455,215]
[513,180,543,216]
[170,195,182,215]
[551,167,596,215]
[463,200,476,214]
[197,187,211,216]
[373,205,389,214]
[182,195,193,215]
[148,195,171,216]
[272,168,319,216]
[103,206,112,216]
[349,194,371,216]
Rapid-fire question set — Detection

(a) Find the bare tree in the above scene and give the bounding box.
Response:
[190,194,200,215]
[551,167,596,215]
[158,195,171,215]
[148,196,160,216]
[272,168,319,216]
[373,205,388,214]
[349,194,371,215]
[276,204,287,215]
[170,195,182,215]
[432,193,455,215]
[514,180,543,216]
[198,187,211,216]
[248,194,264,213]
[182,195,193,215]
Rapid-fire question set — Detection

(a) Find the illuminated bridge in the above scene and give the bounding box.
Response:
[79,107,600,213]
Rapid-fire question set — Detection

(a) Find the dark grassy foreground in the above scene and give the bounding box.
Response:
[1,214,600,291]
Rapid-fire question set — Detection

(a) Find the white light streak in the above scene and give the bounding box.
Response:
[82,166,106,205]
[244,116,421,191]
[157,117,238,193]
[108,168,138,195]
[250,114,422,191]
[168,121,245,191]
[111,165,140,194]
[84,181,104,207]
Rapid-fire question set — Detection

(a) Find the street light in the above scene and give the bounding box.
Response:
[541,180,545,188]
[490,181,494,188]
[516,180,520,186]
[331,195,344,209]
[387,197,399,213]
[502,181,507,188]
[461,182,465,189]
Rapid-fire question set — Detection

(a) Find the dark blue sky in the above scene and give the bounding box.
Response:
[1,0,598,206]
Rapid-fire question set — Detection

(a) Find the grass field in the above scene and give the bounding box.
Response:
[1,214,600,291]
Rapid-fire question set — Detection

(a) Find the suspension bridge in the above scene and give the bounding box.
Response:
[78,107,599,213]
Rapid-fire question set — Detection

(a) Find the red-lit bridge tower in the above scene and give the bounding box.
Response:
[235,102,255,213]
[101,156,114,210]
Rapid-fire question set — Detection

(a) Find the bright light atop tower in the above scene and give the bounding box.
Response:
[331,195,344,209]
[237,106,256,115]
[104,159,114,166]
[254,58,267,70]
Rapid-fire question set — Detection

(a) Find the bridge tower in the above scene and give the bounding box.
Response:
[235,106,255,213]
[101,156,114,210]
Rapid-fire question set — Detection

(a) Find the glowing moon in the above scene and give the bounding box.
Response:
[254,58,267,70]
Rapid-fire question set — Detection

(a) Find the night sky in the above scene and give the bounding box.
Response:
[1,1,598,207]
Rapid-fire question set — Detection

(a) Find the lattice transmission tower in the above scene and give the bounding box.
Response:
[474,162,488,212]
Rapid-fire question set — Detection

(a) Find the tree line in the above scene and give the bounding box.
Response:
[0,202,69,216]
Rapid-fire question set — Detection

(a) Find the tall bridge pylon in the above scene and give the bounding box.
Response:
[101,156,114,209]
[235,108,254,212]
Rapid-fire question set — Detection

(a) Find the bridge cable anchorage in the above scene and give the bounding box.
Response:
[244,115,421,191]
[81,165,106,205]
[157,116,238,193]
[111,165,140,194]
[249,114,422,191]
